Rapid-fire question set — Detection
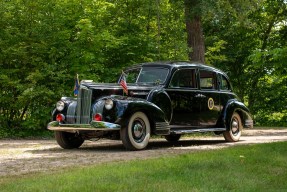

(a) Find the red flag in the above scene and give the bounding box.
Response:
[120,72,128,95]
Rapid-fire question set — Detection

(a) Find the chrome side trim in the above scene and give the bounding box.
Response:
[170,128,226,134]
[155,122,170,130]
[154,122,170,135]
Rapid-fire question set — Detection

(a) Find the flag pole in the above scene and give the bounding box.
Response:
[120,71,128,96]
[74,74,79,96]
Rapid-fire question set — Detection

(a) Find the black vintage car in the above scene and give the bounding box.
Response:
[48,61,253,150]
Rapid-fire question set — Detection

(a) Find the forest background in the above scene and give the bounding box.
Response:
[0,0,286,137]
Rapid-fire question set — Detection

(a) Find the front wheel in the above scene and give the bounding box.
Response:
[55,131,84,149]
[223,112,242,142]
[120,112,151,150]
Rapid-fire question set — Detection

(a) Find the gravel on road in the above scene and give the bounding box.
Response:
[0,129,287,177]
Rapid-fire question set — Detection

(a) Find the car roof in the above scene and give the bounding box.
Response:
[126,61,227,76]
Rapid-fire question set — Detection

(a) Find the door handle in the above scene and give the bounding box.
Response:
[195,94,206,98]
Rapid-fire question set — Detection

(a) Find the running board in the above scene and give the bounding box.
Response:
[170,128,226,135]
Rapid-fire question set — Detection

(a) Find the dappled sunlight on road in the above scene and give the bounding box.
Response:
[0,129,286,177]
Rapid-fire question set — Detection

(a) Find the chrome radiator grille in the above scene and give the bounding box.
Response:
[76,86,92,124]
[66,101,77,124]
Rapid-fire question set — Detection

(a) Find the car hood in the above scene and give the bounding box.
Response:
[80,82,162,99]
[82,82,158,89]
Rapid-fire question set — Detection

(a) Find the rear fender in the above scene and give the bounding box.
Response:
[222,99,253,130]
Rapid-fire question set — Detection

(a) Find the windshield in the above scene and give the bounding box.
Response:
[124,67,169,85]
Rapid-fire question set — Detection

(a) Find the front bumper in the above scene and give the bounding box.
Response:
[47,121,121,132]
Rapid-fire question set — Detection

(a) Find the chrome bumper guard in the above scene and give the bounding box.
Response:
[47,121,121,131]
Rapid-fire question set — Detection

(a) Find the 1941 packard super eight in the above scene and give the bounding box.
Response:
[47,61,253,150]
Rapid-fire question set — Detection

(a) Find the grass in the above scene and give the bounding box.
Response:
[1,142,287,192]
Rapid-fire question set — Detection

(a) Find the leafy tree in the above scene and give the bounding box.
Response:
[0,0,188,135]
[247,0,287,125]
[1,0,287,137]
[203,0,287,125]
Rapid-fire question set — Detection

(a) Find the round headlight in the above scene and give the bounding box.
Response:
[56,101,65,111]
[105,99,114,110]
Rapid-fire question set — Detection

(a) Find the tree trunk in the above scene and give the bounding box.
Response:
[184,0,205,63]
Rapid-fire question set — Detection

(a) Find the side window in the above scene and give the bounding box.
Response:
[220,75,230,91]
[199,70,217,90]
[169,69,196,88]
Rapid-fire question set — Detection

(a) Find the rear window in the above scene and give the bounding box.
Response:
[199,70,217,90]
[220,75,231,91]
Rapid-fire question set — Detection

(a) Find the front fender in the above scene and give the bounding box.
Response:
[51,97,76,122]
[146,87,172,122]
[104,96,169,135]
[222,99,253,129]
[118,99,167,124]
[98,95,170,135]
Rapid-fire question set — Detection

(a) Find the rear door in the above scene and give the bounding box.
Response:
[198,69,221,127]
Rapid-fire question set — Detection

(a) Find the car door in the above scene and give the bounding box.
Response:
[198,69,221,127]
[166,68,201,126]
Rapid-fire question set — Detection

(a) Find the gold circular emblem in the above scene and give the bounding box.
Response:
[208,98,214,110]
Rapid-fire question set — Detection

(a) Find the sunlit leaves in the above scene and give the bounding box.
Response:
[1,0,287,133]
[205,40,227,65]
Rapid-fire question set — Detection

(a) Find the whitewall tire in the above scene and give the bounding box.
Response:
[223,112,242,142]
[121,112,151,150]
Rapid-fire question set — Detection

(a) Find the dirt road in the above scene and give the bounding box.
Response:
[1,129,287,177]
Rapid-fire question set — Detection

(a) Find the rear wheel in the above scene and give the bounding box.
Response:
[164,134,181,142]
[121,112,150,150]
[223,112,242,142]
[55,131,84,149]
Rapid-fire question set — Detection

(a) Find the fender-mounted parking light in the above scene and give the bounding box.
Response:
[56,114,65,122]
[94,113,102,121]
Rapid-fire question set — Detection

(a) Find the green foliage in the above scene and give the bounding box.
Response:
[0,0,287,135]
[1,142,287,191]
[205,39,227,64]
[203,0,287,126]
[248,47,287,126]
[0,0,188,135]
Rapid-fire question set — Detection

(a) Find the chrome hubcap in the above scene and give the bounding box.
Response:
[132,118,146,142]
[231,118,239,135]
